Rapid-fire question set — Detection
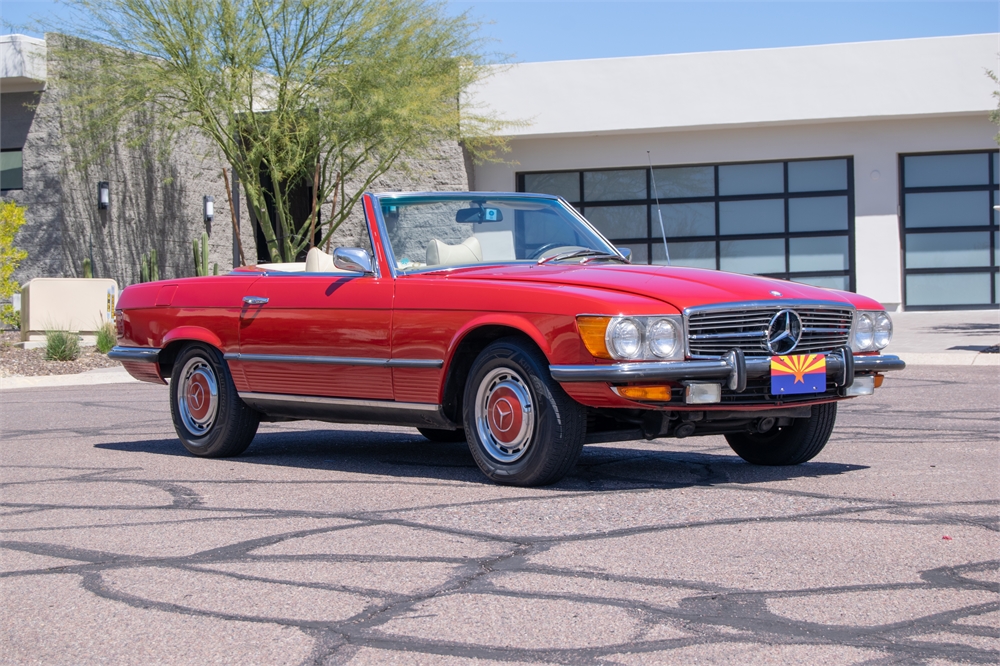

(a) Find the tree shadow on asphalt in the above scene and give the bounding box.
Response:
[95,427,868,491]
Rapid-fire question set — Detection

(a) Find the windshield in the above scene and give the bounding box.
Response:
[377,194,620,272]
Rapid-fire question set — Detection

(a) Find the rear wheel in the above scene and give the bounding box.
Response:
[417,427,466,443]
[725,402,837,465]
[463,338,586,486]
[169,343,260,458]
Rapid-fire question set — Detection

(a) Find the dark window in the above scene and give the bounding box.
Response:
[518,157,855,292]
[900,151,998,310]
[0,150,23,190]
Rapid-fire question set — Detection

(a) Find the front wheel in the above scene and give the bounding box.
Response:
[170,343,260,458]
[725,402,837,465]
[463,338,586,486]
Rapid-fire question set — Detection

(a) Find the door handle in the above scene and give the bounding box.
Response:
[243,296,269,305]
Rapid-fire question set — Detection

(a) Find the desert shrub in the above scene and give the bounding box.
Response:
[45,330,80,361]
[96,321,116,354]
[0,201,28,328]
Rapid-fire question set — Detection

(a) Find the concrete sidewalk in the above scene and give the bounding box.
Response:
[0,365,141,391]
[889,309,999,366]
[0,310,997,390]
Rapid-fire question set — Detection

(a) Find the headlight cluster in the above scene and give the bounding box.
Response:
[577,315,684,361]
[853,310,893,351]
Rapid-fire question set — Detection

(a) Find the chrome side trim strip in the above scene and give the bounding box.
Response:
[550,354,905,384]
[108,346,160,362]
[238,392,441,412]
[237,391,457,429]
[223,353,443,369]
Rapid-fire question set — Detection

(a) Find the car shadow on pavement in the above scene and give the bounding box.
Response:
[96,427,868,490]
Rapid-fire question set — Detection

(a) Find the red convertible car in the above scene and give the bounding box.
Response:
[111,192,904,486]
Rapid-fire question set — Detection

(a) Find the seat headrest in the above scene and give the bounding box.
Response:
[426,236,483,267]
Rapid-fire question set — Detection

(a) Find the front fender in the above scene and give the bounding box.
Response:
[446,313,558,367]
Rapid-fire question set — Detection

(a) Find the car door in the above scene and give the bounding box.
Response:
[231,266,394,401]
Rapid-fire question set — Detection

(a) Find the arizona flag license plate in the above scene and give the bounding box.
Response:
[770,354,827,395]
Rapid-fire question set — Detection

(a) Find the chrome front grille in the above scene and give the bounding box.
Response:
[686,304,854,358]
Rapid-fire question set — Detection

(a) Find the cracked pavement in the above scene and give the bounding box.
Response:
[1,365,997,664]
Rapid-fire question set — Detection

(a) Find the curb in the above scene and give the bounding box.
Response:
[895,352,1000,367]
[0,367,142,390]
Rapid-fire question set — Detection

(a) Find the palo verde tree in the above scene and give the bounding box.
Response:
[53,0,509,263]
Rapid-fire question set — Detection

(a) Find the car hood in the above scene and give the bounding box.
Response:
[429,263,880,311]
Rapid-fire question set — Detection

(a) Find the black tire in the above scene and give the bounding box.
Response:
[725,402,837,466]
[169,343,260,458]
[417,427,466,443]
[462,337,586,486]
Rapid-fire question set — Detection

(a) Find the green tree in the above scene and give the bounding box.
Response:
[0,201,28,327]
[53,0,510,263]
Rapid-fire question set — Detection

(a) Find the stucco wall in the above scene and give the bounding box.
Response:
[468,34,998,139]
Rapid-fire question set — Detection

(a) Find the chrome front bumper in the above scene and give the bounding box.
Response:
[550,349,905,391]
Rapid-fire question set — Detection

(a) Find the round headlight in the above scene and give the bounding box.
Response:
[855,313,874,351]
[608,318,642,359]
[874,312,892,349]
[647,318,679,358]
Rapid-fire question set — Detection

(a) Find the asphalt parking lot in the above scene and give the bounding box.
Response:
[1,365,997,664]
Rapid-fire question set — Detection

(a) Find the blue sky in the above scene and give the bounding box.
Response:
[2,1,997,62]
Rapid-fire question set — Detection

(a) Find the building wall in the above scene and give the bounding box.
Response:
[474,115,996,309]
[2,44,246,287]
[469,34,997,138]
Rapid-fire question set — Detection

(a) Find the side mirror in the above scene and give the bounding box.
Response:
[617,247,633,263]
[333,247,374,274]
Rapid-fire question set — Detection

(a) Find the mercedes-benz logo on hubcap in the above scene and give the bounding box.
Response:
[188,383,205,410]
[766,309,802,354]
[492,398,515,432]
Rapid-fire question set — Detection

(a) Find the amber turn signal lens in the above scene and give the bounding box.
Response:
[617,386,672,402]
[874,373,884,388]
[577,316,612,359]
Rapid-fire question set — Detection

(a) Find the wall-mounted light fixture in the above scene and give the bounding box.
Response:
[203,195,214,223]
[97,181,109,209]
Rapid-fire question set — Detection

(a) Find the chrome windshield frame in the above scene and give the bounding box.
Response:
[368,191,627,274]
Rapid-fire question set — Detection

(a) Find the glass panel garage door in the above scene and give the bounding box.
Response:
[519,158,855,291]
[900,151,999,309]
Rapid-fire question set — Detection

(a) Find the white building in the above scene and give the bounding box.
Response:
[470,34,999,311]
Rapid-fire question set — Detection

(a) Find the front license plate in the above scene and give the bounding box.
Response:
[770,354,827,395]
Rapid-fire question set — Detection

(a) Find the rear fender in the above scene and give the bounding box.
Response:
[161,326,224,350]
[158,327,226,379]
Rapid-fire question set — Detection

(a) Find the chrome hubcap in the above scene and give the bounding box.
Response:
[475,367,534,463]
[178,357,218,436]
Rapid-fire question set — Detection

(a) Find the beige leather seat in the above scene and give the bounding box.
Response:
[425,236,483,267]
[305,247,336,272]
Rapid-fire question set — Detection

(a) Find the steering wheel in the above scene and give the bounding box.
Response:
[528,244,588,260]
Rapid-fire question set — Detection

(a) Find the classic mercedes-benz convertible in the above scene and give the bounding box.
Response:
[111,192,904,486]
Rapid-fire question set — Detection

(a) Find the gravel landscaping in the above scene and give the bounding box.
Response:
[0,331,120,378]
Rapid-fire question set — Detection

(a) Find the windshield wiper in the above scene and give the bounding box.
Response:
[537,249,629,265]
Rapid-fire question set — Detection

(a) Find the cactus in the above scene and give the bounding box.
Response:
[138,249,160,283]
[82,258,93,279]
[193,232,211,276]
[213,263,219,275]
